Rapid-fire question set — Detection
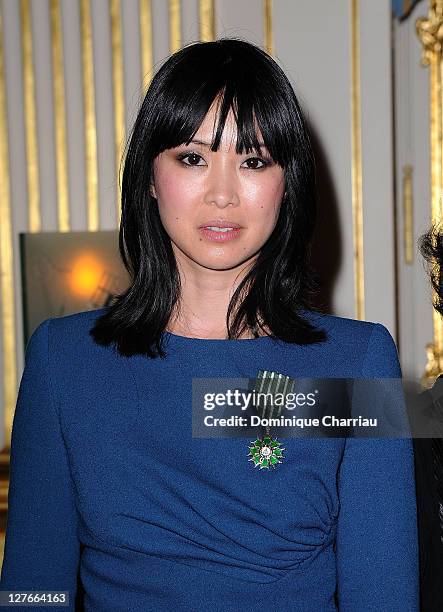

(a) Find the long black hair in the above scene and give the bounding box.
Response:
[90,37,327,358]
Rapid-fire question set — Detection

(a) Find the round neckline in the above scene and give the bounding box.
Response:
[162,330,273,343]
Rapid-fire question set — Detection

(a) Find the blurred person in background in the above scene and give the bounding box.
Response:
[412,224,443,611]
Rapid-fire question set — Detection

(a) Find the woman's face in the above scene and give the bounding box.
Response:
[150,102,285,272]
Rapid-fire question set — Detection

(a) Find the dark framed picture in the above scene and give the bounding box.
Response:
[19,230,129,346]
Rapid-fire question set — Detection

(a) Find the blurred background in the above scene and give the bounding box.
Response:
[0,0,440,557]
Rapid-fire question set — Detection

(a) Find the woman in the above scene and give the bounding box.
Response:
[411,225,443,611]
[0,38,418,611]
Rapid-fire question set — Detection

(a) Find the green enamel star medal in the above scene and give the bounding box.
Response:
[247,432,285,469]
[247,369,294,470]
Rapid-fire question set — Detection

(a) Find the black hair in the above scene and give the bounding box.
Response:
[90,37,327,358]
[419,222,443,317]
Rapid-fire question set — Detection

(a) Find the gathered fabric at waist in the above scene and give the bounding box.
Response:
[80,534,337,612]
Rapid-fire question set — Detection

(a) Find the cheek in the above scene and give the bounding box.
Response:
[247,177,285,218]
[157,174,181,205]
[156,172,201,218]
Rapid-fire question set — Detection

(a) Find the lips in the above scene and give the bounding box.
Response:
[199,219,242,229]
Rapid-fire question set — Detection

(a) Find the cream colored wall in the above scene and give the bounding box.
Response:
[393,1,434,382]
[0,0,401,450]
[360,1,397,329]
[274,0,396,330]
[275,0,356,319]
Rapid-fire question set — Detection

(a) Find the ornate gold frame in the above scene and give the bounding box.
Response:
[416,0,443,386]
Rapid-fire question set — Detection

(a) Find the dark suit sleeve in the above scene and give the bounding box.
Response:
[0,319,81,610]
[335,324,419,611]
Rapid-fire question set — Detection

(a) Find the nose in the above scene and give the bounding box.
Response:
[203,159,240,208]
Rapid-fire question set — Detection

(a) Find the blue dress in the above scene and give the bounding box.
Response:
[0,308,419,611]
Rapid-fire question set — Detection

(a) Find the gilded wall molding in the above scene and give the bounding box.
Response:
[199,0,214,42]
[110,0,125,224]
[403,164,414,264]
[0,5,17,450]
[416,0,443,385]
[80,0,99,231]
[140,0,153,93]
[351,0,365,320]
[20,0,40,233]
[50,0,69,232]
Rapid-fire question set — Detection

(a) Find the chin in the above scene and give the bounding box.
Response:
[195,251,257,271]
[172,239,257,270]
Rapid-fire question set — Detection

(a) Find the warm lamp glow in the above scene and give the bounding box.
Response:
[69,253,103,298]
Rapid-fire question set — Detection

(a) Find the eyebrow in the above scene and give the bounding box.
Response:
[187,139,266,148]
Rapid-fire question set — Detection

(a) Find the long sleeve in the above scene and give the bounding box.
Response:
[0,319,81,610]
[335,323,419,611]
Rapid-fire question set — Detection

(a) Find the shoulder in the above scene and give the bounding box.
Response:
[301,308,395,346]
[27,307,110,363]
[25,308,116,404]
[301,309,401,377]
[46,307,108,338]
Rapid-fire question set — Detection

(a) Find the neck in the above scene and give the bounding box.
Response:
[168,246,259,336]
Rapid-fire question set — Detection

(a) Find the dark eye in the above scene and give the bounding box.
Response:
[178,153,205,166]
[243,157,269,170]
